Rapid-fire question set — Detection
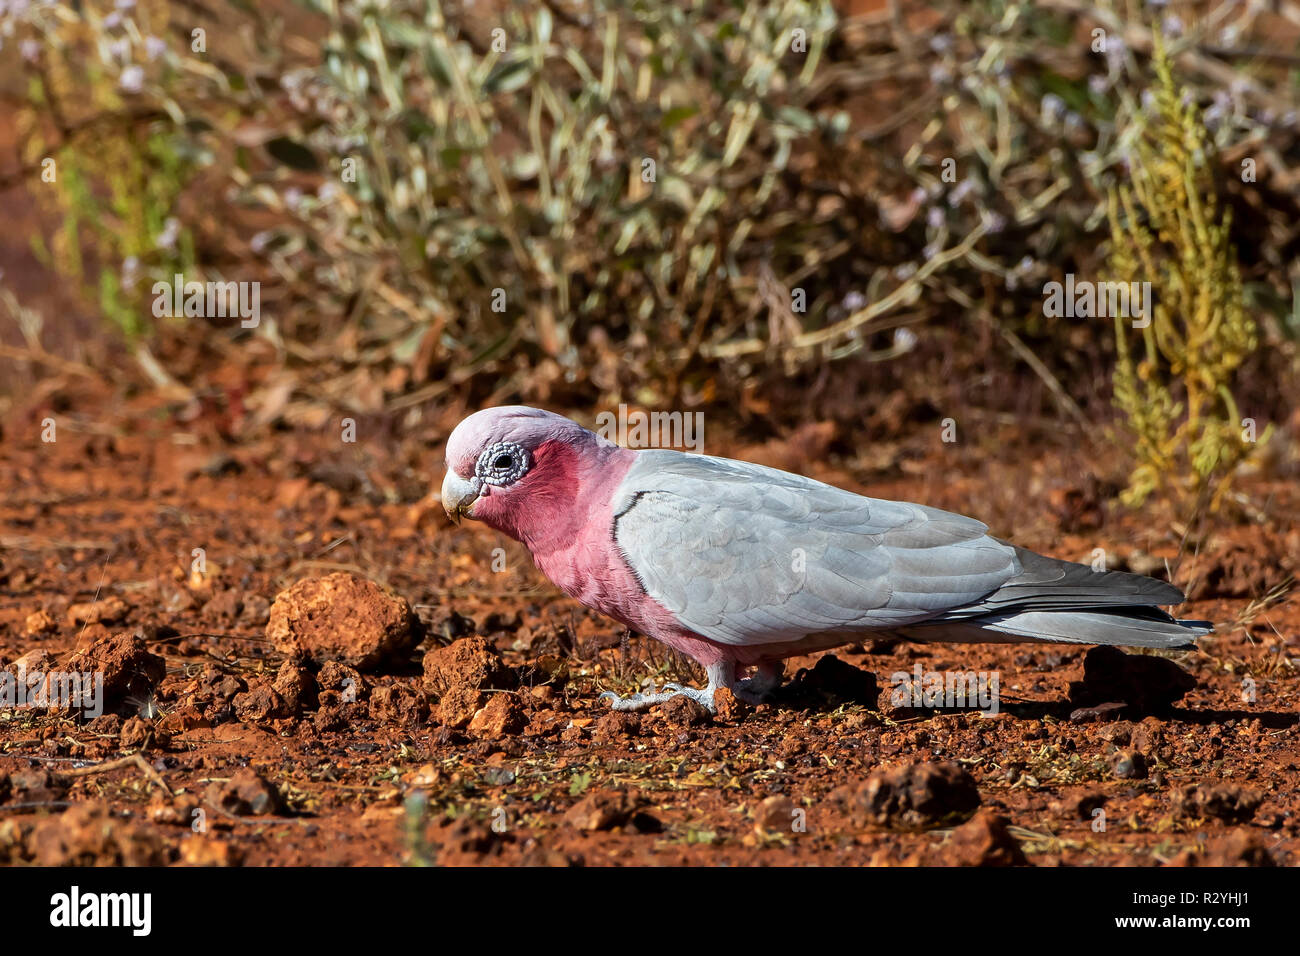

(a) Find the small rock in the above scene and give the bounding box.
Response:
[272,658,317,715]
[1173,784,1262,824]
[266,572,420,671]
[179,835,241,867]
[1110,749,1147,780]
[1170,831,1276,867]
[64,633,166,714]
[711,686,751,722]
[22,609,58,638]
[943,810,1027,866]
[422,636,515,697]
[438,687,486,729]
[592,711,640,743]
[316,661,368,703]
[835,761,981,830]
[754,795,798,835]
[467,693,526,739]
[66,596,129,627]
[7,768,66,803]
[120,716,160,750]
[564,791,642,831]
[232,683,288,722]
[369,684,431,726]
[203,589,244,622]
[656,694,711,727]
[206,768,284,816]
[8,648,55,675]
[1063,791,1107,821]
[29,803,165,866]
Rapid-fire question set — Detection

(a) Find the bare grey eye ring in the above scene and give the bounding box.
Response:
[474,440,530,486]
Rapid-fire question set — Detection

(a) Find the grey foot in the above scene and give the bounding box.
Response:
[600,683,715,713]
[599,661,735,714]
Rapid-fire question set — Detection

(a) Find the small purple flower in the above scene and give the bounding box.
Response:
[1088,74,1109,95]
[20,38,39,64]
[108,37,129,61]
[119,64,144,94]
[145,35,166,61]
[156,217,180,250]
[926,206,944,230]
[104,11,122,29]
[1040,93,1066,124]
[1162,14,1184,37]
[121,256,140,291]
[842,291,867,312]
[115,0,137,10]
[981,211,1006,234]
[929,34,952,53]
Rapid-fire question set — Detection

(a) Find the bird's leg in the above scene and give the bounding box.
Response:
[600,661,734,713]
[735,660,784,704]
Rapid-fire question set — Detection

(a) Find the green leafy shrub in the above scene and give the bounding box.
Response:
[1106,32,1269,512]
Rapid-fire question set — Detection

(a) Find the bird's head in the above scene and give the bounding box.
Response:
[441,406,622,539]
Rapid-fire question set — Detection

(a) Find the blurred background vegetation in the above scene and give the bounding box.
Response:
[0,0,1297,520]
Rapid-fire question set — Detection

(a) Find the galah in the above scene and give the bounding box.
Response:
[441,406,1209,712]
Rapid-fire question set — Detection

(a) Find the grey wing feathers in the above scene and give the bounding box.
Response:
[611,451,1022,646]
[941,546,1185,617]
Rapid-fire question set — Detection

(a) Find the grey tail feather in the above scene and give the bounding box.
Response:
[902,546,1211,649]
[902,609,1210,649]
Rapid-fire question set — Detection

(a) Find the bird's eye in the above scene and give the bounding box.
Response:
[475,440,530,486]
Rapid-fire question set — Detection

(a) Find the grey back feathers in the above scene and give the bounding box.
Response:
[612,450,1207,651]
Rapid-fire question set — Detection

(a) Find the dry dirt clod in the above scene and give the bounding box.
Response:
[206,768,284,817]
[29,802,167,866]
[422,635,516,697]
[369,684,430,726]
[564,791,644,832]
[179,835,242,867]
[1173,784,1263,824]
[272,658,317,715]
[753,795,799,835]
[437,686,486,729]
[66,595,129,627]
[64,632,166,714]
[232,683,290,722]
[467,692,526,739]
[710,686,751,722]
[941,810,1028,866]
[22,609,58,638]
[1110,748,1147,780]
[835,761,981,830]
[267,572,421,672]
[592,711,640,743]
[1169,831,1277,867]
[655,694,712,727]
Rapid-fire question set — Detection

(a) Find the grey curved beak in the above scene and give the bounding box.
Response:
[441,471,481,524]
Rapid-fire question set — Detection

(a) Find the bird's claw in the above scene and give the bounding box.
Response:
[600,684,716,713]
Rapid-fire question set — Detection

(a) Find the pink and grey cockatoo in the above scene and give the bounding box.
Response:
[441,406,1209,712]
